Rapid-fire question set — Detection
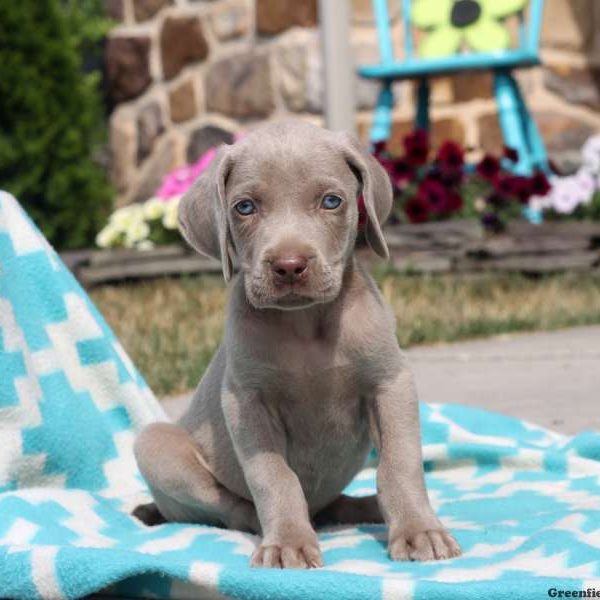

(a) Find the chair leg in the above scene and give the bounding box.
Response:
[493,70,532,175]
[370,81,394,145]
[415,78,430,132]
[513,82,550,174]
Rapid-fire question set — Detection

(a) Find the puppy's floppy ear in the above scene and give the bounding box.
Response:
[337,131,393,259]
[178,145,235,281]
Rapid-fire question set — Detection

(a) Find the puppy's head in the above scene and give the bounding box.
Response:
[179,121,392,310]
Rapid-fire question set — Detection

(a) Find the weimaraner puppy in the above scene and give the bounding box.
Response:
[134,120,461,568]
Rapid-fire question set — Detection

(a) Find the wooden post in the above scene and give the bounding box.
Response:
[318,0,356,133]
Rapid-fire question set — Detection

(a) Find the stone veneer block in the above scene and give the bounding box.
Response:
[160,16,209,80]
[105,0,124,21]
[541,0,594,51]
[535,111,595,161]
[206,51,275,118]
[137,102,165,164]
[169,79,198,123]
[276,31,379,113]
[187,125,235,163]
[133,0,174,22]
[478,111,595,169]
[110,112,137,197]
[210,0,250,40]
[351,0,398,23]
[132,136,178,203]
[275,34,312,112]
[451,71,494,103]
[105,36,152,102]
[544,64,600,111]
[256,0,318,35]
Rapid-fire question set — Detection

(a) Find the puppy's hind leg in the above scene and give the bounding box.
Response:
[133,422,259,533]
[314,494,383,527]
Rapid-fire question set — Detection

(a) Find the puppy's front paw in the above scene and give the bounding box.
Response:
[251,525,323,569]
[388,527,461,562]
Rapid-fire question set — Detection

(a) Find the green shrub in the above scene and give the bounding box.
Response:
[0,0,113,249]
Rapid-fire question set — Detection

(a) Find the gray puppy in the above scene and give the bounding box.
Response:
[134,120,461,568]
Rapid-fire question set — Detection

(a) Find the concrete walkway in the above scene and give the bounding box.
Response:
[162,326,600,436]
[408,325,600,435]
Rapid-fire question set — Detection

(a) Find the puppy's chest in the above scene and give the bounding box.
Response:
[262,356,367,453]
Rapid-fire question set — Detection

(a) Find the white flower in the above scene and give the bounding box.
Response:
[143,198,165,220]
[95,224,120,248]
[110,204,144,231]
[548,173,592,214]
[536,168,599,216]
[124,220,150,248]
[474,198,486,213]
[162,198,180,230]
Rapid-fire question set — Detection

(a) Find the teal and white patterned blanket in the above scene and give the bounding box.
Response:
[1,191,600,600]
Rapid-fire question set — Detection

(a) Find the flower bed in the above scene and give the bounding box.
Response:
[373,130,600,230]
[81,129,600,285]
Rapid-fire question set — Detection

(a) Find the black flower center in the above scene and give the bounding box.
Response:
[451,0,481,28]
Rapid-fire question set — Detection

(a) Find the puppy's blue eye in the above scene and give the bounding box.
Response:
[321,195,343,210]
[234,200,256,215]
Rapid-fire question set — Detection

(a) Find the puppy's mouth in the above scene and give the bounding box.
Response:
[248,280,338,311]
[271,289,318,310]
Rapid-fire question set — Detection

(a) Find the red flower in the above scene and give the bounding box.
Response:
[496,175,532,203]
[437,141,464,172]
[404,195,430,223]
[530,171,551,196]
[418,179,449,214]
[476,154,501,181]
[357,194,367,226]
[376,155,394,173]
[503,146,519,163]
[403,130,429,166]
[390,159,415,188]
[481,212,504,232]
[372,140,387,158]
[427,165,463,188]
[445,190,463,212]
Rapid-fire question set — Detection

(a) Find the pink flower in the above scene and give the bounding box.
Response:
[156,148,218,199]
[154,133,243,200]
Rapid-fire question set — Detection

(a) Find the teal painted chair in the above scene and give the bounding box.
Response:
[359,0,547,175]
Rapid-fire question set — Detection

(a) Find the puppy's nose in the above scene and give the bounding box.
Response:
[271,255,308,284]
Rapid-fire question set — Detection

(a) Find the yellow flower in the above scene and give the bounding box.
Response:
[413,0,527,58]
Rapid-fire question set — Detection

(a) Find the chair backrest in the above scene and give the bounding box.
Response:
[372,0,544,66]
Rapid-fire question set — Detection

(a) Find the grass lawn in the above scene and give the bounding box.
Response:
[91,271,600,397]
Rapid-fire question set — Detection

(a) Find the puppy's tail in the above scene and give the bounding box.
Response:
[132,502,166,526]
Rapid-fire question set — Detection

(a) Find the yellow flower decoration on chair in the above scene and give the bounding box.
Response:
[413,0,527,58]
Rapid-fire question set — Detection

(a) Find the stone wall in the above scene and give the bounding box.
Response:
[105,0,600,207]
